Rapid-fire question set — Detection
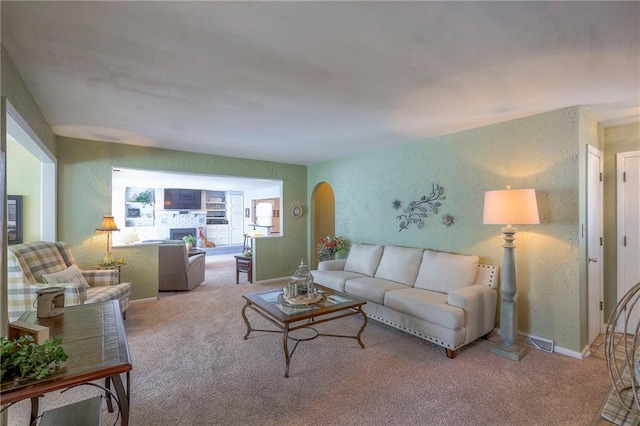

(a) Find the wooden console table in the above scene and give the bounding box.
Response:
[0,300,132,425]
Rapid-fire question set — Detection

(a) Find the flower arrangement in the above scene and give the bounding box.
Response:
[317,235,346,261]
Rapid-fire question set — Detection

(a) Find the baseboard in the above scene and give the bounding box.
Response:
[494,327,584,359]
[554,345,585,359]
[130,297,158,304]
[580,345,592,360]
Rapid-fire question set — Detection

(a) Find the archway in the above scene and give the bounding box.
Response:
[311,182,335,268]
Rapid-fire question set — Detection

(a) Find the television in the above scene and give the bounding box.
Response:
[164,189,202,210]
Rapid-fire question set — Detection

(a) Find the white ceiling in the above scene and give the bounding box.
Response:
[2,1,638,166]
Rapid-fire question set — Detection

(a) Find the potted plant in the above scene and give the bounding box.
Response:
[183,235,196,251]
[134,190,154,207]
[1,335,68,381]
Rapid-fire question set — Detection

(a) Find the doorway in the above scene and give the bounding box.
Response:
[5,102,56,243]
[616,151,640,333]
[311,182,335,268]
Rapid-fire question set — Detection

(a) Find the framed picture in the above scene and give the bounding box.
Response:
[7,195,23,245]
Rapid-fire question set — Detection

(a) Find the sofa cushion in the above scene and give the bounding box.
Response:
[345,277,408,305]
[414,250,479,294]
[41,264,89,289]
[312,270,366,292]
[374,245,424,286]
[384,288,465,330]
[344,243,384,277]
[85,283,132,312]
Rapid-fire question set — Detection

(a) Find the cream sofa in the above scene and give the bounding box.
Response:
[311,243,498,358]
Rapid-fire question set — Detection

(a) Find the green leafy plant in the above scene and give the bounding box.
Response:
[182,235,196,246]
[134,190,154,206]
[1,335,68,381]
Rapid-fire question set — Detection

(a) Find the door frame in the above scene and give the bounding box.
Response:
[616,150,640,333]
[586,145,604,343]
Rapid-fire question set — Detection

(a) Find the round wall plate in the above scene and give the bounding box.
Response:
[291,204,303,218]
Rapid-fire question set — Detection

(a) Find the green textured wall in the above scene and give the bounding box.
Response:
[56,136,307,299]
[309,106,585,352]
[1,45,56,155]
[7,140,41,243]
[603,122,640,318]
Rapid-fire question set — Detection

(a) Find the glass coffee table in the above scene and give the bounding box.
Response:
[241,284,368,377]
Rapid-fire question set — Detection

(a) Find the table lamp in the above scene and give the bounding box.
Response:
[483,186,539,361]
[96,214,120,266]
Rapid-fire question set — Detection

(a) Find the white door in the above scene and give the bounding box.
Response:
[587,145,604,343]
[617,151,640,333]
[229,194,244,244]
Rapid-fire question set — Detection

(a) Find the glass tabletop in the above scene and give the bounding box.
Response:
[243,284,366,323]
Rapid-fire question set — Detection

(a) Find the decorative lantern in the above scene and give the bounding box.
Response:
[289,260,315,297]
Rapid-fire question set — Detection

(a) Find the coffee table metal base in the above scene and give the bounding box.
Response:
[241,300,368,378]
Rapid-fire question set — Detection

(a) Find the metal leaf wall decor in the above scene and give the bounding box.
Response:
[393,184,446,232]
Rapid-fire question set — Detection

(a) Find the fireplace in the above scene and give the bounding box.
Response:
[170,228,196,241]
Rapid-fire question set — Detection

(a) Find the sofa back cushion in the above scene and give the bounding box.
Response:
[344,243,384,277]
[9,241,69,284]
[374,245,424,286]
[414,250,479,294]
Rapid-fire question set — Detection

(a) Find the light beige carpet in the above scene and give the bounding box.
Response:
[8,266,613,425]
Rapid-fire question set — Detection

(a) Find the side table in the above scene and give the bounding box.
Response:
[234,255,252,284]
[95,263,126,284]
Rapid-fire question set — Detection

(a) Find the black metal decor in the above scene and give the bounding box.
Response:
[393,184,446,232]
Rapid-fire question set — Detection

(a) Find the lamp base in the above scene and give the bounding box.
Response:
[490,340,528,361]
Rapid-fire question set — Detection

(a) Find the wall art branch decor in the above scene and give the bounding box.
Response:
[394,184,446,232]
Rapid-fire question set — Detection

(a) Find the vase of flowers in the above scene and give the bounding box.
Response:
[317,235,346,261]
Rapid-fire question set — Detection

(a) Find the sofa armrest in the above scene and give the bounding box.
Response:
[448,285,497,343]
[188,253,205,266]
[186,254,206,290]
[318,259,346,271]
[34,282,87,306]
[60,282,88,305]
[81,269,119,287]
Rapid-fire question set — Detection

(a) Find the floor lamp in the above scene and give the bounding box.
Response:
[483,186,539,361]
[97,214,120,266]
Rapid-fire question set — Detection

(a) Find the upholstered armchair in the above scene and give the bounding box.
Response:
[7,241,132,321]
[158,243,205,291]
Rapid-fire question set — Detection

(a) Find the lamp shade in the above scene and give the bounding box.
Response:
[483,188,539,225]
[255,202,273,227]
[96,215,120,232]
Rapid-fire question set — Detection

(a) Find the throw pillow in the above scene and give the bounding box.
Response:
[374,245,424,286]
[344,243,384,277]
[41,264,89,289]
[414,250,479,294]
